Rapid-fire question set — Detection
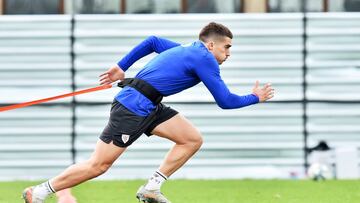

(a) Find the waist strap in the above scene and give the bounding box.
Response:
[118,78,163,105]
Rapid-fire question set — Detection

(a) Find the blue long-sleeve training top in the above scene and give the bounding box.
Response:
[115,36,259,116]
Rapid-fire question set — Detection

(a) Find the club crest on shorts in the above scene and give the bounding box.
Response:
[122,134,130,144]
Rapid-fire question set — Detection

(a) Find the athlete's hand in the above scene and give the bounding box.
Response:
[252,81,274,102]
[99,64,125,85]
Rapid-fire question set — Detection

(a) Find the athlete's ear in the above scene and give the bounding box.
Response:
[207,41,215,51]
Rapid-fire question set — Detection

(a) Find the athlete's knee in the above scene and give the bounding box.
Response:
[184,131,203,151]
[87,159,112,177]
[191,134,203,150]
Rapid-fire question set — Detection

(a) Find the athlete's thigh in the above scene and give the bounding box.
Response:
[151,114,202,144]
[89,139,127,165]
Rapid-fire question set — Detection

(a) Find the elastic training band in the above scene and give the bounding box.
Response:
[0,84,113,112]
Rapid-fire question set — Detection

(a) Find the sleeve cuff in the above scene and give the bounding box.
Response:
[117,61,127,71]
[251,93,260,103]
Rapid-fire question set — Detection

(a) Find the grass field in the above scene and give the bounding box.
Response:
[2,179,360,203]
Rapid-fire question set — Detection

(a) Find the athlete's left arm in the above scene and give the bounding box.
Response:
[117,36,180,71]
[194,58,273,109]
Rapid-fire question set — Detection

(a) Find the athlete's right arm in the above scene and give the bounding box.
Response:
[117,36,180,71]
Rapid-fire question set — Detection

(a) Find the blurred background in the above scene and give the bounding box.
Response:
[0,0,359,180]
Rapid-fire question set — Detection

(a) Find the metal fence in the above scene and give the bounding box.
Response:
[0,13,359,180]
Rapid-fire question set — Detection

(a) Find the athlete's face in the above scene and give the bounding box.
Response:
[206,36,232,65]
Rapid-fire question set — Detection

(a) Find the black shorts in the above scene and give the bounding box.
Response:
[100,100,178,148]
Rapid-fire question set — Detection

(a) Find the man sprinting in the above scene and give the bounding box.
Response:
[22,22,274,203]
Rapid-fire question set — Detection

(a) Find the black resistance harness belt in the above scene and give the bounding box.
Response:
[117,78,163,105]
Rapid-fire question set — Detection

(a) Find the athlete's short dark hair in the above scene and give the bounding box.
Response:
[199,22,233,42]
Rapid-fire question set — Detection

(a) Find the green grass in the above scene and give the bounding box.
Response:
[2,180,360,203]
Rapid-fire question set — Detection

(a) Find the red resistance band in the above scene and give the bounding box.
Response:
[0,84,113,112]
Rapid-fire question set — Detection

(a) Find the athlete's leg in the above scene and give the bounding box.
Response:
[51,139,126,191]
[151,113,203,177]
[23,139,126,203]
[136,114,202,203]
